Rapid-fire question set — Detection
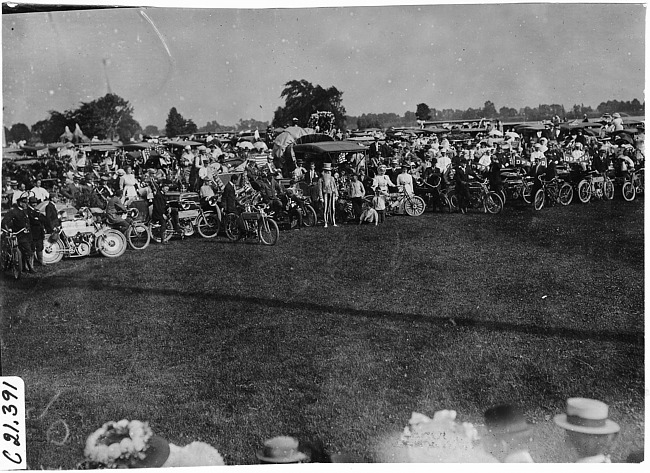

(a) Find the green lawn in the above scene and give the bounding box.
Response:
[0,198,644,466]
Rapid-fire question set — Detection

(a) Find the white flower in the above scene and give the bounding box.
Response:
[162,442,225,467]
[119,437,134,452]
[116,419,129,428]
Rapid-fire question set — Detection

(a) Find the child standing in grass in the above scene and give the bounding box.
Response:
[372,187,386,224]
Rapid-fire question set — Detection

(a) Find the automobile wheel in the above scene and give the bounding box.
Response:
[303,205,317,227]
[577,180,591,203]
[11,248,22,280]
[127,223,150,250]
[558,183,573,206]
[404,195,426,216]
[97,229,127,258]
[42,238,64,264]
[259,218,279,246]
[197,211,220,238]
[622,181,636,201]
[484,192,503,214]
[224,213,241,241]
[533,189,545,211]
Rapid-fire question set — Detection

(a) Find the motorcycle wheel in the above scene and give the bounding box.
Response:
[197,211,220,238]
[259,218,279,246]
[150,220,174,243]
[127,223,150,250]
[224,213,241,241]
[577,180,591,203]
[533,188,545,211]
[603,179,614,201]
[404,195,426,216]
[11,248,22,280]
[558,183,573,206]
[622,181,636,201]
[521,183,532,204]
[303,205,317,227]
[484,192,503,214]
[42,237,64,265]
[97,229,127,258]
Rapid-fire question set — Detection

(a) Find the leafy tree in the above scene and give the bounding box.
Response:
[69,93,137,141]
[272,79,346,129]
[8,123,32,143]
[482,101,497,118]
[31,111,69,144]
[165,107,197,137]
[144,125,160,136]
[498,106,518,118]
[235,118,270,132]
[415,103,432,121]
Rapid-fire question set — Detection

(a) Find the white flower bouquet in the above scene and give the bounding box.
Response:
[400,410,498,463]
[83,419,166,469]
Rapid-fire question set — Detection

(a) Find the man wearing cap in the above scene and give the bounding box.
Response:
[554,398,620,463]
[2,195,35,272]
[483,404,534,463]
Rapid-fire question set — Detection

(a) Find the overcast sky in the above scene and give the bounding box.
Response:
[2,2,645,130]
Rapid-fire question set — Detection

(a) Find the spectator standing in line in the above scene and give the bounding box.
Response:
[372,187,386,224]
[347,173,365,221]
[27,196,48,266]
[612,112,624,131]
[318,162,338,228]
[396,163,414,196]
[30,179,49,203]
[554,398,620,463]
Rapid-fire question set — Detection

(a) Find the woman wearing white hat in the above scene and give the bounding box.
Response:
[554,398,620,463]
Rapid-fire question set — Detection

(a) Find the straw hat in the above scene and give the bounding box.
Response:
[256,436,307,464]
[322,162,332,171]
[554,398,620,435]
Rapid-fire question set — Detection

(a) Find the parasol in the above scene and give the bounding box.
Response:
[237,141,254,150]
[253,141,268,151]
[488,129,503,137]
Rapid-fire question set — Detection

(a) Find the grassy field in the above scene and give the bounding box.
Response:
[0,198,644,466]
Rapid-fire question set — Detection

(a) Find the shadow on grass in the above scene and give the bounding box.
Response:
[37,275,643,346]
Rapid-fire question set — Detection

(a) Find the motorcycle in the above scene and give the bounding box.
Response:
[42,207,127,264]
[171,196,221,238]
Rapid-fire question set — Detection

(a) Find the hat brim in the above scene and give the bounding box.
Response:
[132,435,170,468]
[256,449,307,464]
[553,414,620,434]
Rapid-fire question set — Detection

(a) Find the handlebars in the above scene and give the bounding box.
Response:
[1,228,27,237]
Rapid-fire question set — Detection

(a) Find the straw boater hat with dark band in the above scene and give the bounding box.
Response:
[256,436,307,463]
[554,398,620,435]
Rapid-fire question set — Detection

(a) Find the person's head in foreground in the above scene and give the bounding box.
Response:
[483,404,534,463]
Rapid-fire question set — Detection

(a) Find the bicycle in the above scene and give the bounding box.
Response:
[501,168,534,204]
[383,188,426,216]
[620,168,644,202]
[465,179,504,214]
[224,199,279,246]
[414,176,455,213]
[124,208,151,250]
[1,228,27,279]
[533,177,574,211]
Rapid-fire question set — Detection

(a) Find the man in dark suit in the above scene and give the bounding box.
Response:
[454,159,476,214]
[304,162,321,217]
[222,175,238,215]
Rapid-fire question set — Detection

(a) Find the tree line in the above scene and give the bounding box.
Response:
[4,81,644,145]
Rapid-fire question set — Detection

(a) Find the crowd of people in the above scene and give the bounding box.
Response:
[73,397,641,467]
[1,114,644,271]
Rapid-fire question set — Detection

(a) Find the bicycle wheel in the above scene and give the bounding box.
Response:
[303,205,317,227]
[404,195,426,216]
[127,223,150,250]
[498,189,507,206]
[97,229,127,258]
[533,188,545,211]
[43,237,64,264]
[11,248,22,280]
[445,191,458,212]
[197,211,220,238]
[521,182,533,204]
[224,213,241,241]
[259,218,279,246]
[603,179,614,200]
[577,180,591,203]
[558,183,573,206]
[622,181,636,201]
[484,192,503,214]
[150,220,174,243]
